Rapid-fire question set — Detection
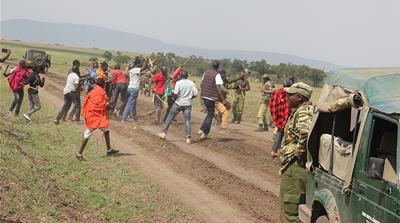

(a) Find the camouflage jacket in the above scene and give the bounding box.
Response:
[260,81,273,102]
[279,103,313,174]
[232,79,250,95]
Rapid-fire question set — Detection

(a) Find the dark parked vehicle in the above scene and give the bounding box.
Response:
[23,49,51,73]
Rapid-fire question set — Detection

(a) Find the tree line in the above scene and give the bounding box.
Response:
[98,50,326,86]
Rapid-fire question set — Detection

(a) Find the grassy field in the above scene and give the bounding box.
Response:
[2,39,320,124]
[3,40,400,126]
[1,40,140,74]
[0,80,194,222]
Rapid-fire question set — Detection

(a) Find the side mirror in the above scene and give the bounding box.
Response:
[367,157,384,179]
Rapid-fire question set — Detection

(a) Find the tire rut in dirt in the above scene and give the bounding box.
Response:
[113,125,280,223]
[133,97,282,184]
[198,138,281,182]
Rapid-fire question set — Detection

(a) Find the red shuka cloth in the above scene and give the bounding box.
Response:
[82,85,109,129]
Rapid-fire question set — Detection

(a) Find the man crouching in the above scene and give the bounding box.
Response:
[76,78,119,160]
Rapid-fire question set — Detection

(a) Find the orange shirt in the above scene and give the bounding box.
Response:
[96,70,109,81]
[82,85,109,129]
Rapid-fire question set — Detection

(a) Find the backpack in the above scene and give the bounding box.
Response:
[8,67,30,91]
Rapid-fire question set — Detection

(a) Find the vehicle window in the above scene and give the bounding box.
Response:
[367,116,398,184]
[32,52,43,58]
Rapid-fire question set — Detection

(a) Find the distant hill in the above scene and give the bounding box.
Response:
[1,19,339,70]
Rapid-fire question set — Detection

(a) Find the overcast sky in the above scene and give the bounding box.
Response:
[2,0,400,67]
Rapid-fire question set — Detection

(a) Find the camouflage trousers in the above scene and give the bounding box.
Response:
[257,102,273,126]
[280,161,306,223]
[232,94,245,121]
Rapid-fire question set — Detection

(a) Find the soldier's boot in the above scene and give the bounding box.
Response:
[237,117,241,124]
[255,124,265,132]
[263,124,269,131]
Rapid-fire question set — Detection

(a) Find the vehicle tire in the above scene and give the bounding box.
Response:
[316,215,329,223]
[34,57,45,66]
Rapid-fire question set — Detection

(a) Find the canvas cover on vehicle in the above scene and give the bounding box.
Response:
[308,70,400,194]
[327,72,400,114]
[307,83,370,194]
[319,134,353,180]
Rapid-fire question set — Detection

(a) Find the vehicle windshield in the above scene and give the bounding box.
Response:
[27,51,44,58]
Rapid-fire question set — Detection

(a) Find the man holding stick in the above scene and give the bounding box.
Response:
[163,56,193,123]
[151,65,168,124]
[158,71,198,144]
[121,57,145,123]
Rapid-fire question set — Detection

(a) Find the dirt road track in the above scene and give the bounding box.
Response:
[41,73,282,222]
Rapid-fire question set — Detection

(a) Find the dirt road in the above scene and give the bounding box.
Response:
[41,72,282,223]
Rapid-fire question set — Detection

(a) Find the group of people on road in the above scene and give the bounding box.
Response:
[4,52,314,222]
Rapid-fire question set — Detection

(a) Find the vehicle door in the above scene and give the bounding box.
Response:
[352,112,399,223]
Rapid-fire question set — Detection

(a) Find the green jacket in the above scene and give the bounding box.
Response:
[279,103,313,174]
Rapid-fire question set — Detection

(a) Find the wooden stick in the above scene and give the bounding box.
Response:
[181,55,193,67]
[148,57,154,68]
[145,109,156,115]
[2,65,9,77]
[153,93,167,107]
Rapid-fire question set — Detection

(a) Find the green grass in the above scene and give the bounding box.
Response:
[1,39,322,124]
[4,39,399,125]
[1,40,141,74]
[0,80,194,222]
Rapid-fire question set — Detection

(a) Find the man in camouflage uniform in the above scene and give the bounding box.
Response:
[231,69,250,124]
[255,74,274,132]
[279,82,313,223]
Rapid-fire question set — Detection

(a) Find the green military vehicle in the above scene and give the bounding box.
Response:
[299,71,400,223]
[23,49,51,73]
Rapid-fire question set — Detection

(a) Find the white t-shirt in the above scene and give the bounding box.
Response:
[63,72,80,94]
[201,72,223,101]
[128,67,141,89]
[174,79,198,106]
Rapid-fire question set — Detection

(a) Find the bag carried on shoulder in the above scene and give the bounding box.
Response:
[8,67,30,91]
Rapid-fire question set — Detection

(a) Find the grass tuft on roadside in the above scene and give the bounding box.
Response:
[0,80,195,222]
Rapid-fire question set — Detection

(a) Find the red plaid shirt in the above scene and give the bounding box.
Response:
[269,88,289,130]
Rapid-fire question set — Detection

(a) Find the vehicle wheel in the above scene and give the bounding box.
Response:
[316,215,329,223]
[34,57,45,66]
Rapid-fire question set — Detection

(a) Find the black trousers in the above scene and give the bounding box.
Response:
[163,95,176,122]
[56,91,80,122]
